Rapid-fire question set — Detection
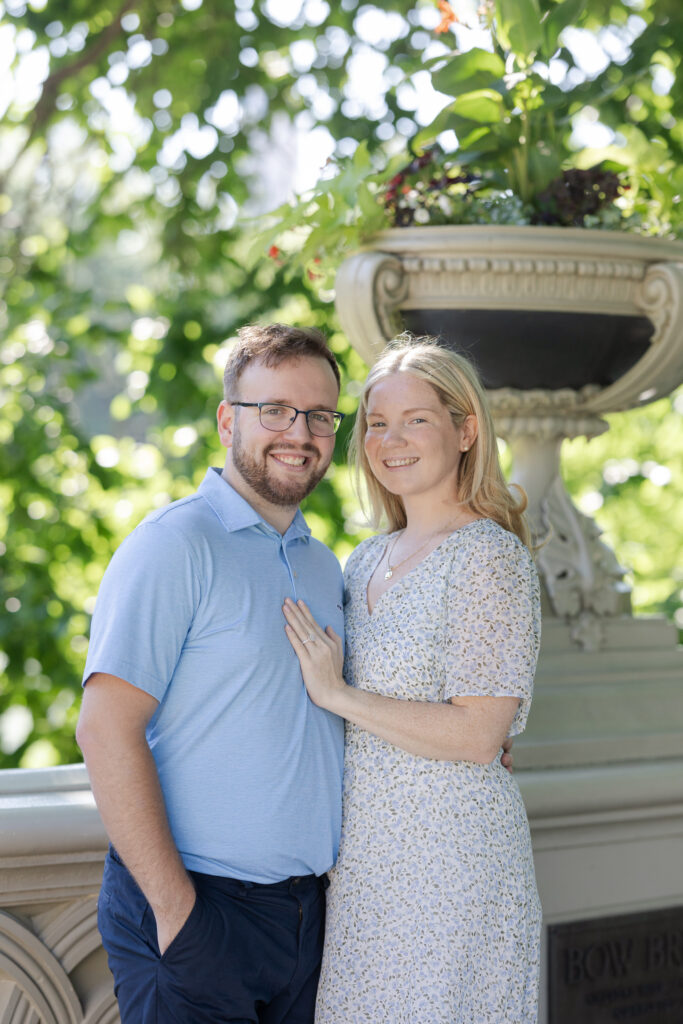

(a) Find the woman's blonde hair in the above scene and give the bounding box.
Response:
[349,336,531,549]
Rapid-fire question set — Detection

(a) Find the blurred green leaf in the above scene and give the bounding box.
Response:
[452,90,505,124]
[430,49,506,98]
[495,0,544,58]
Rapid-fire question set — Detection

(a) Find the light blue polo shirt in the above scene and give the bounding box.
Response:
[83,467,345,883]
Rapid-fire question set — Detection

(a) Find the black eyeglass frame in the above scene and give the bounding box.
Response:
[231,401,346,437]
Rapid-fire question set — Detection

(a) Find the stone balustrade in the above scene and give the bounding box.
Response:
[0,765,114,1024]
[0,758,681,1023]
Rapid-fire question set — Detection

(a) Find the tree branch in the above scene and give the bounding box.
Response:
[11,0,138,167]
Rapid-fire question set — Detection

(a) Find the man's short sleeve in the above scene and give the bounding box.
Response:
[83,521,201,700]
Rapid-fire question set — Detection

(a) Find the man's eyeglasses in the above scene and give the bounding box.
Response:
[232,402,345,437]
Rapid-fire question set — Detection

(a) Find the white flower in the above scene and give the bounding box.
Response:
[414,208,431,224]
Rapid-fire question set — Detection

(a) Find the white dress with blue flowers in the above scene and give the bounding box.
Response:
[315,520,542,1024]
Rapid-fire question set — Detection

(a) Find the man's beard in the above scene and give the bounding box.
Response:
[232,428,329,507]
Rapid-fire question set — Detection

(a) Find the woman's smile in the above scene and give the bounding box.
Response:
[382,457,419,468]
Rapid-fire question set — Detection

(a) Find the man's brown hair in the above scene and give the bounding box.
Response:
[223,324,341,400]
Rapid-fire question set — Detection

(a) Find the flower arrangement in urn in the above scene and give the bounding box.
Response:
[379,148,625,230]
[261,0,682,287]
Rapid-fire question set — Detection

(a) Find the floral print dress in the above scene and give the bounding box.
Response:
[315,520,542,1024]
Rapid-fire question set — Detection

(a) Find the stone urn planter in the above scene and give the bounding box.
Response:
[335,225,683,650]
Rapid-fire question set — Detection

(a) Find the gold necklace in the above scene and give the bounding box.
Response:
[383,526,451,580]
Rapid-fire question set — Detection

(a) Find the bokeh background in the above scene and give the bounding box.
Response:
[1,0,682,769]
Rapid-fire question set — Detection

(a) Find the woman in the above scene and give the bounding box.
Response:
[283,339,541,1023]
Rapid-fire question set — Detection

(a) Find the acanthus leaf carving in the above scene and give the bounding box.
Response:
[534,476,631,650]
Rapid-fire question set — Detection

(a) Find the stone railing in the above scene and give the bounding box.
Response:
[0,765,114,1024]
[1,761,682,1023]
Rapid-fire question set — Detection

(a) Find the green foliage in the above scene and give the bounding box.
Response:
[250,140,397,289]
[561,388,683,633]
[494,0,543,57]
[265,0,683,271]
[0,0,681,768]
[3,0,417,767]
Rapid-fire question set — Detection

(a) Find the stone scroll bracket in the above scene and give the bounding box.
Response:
[584,261,683,414]
[334,251,406,367]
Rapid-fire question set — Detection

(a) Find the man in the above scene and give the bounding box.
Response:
[77,324,347,1023]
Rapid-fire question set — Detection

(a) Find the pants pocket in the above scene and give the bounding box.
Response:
[158,892,206,965]
[99,851,149,933]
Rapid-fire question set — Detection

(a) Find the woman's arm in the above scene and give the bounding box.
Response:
[283,598,518,764]
[333,686,517,764]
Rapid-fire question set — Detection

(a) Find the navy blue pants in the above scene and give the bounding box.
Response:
[98,848,328,1024]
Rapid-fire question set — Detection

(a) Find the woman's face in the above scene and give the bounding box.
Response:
[363,372,475,503]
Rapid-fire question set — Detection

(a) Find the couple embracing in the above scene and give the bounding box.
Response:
[78,323,541,1024]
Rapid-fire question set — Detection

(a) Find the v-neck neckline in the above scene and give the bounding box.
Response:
[364,519,487,617]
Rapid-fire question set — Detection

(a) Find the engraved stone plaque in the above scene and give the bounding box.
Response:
[549,907,683,1023]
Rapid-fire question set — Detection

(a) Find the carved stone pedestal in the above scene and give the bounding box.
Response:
[518,617,683,1022]
[518,751,683,1023]
[336,224,683,1023]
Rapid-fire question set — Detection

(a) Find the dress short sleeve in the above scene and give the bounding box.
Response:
[441,522,541,736]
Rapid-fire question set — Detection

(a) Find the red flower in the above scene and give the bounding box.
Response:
[307,258,323,281]
[435,0,458,34]
[268,245,280,259]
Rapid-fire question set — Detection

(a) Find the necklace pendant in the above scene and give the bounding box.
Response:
[384,569,393,580]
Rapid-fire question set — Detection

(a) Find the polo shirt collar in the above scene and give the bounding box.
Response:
[199,467,311,542]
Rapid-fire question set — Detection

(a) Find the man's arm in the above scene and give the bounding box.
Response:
[77,672,196,954]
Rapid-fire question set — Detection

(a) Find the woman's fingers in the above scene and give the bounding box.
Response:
[283,602,346,711]
[284,624,306,655]
[283,598,330,646]
[295,599,326,638]
[325,625,343,651]
[282,599,312,641]
[325,627,344,672]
